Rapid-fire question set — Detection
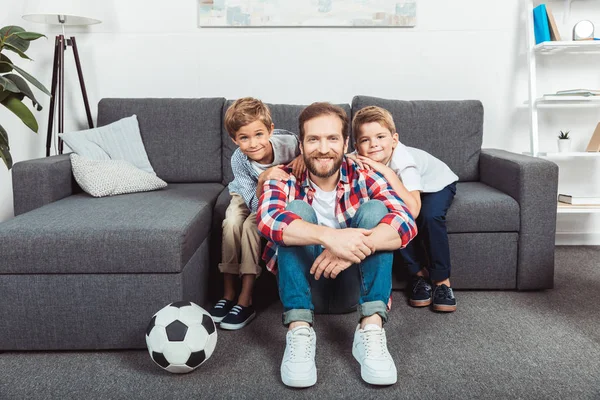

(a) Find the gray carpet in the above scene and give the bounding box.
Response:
[1,246,599,399]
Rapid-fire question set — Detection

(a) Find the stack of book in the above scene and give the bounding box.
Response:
[544,89,600,100]
[558,194,600,205]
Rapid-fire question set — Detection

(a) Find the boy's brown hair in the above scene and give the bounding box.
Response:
[352,106,397,141]
[224,97,273,139]
[298,102,349,142]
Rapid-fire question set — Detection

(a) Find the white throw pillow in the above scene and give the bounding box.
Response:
[59,115,156,174]
[70,153,167,198]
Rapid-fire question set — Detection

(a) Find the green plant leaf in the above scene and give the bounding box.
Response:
[0,26,30,53]
[0,62,50,96]
[4,74,42,110]
[3,42,32,60]
[0,123,8,147]
[0,54,13,73]
[1,94,38,133]
[0,76,19,92]
[0,143,13,170]
[0,89,9,102]
[0,122,12,169]
[13,32,46,41]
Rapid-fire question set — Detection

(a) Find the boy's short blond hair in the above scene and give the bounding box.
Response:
[224,97,273,139]
[352,106,396,141]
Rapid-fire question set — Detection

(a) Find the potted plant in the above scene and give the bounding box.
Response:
[0,25,50,170]
[557,130,571,153]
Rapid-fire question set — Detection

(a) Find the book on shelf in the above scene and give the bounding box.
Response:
[542,90,600,101]
[533,4,551,44]
[558,194,600,205]
[586,122,600,152]
[556,89,600,96]
[546,5,561,41]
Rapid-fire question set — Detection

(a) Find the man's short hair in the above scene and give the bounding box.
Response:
[298,102,349,142]
[224,97,273,139]
[352,106,397,142]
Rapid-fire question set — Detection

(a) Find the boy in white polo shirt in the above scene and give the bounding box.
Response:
[350,106,458,312]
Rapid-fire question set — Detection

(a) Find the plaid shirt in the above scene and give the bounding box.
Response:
[257,157,418,274]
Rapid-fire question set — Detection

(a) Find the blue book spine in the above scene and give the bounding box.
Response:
[533,4,551,44]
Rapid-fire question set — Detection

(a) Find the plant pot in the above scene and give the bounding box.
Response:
[557,138,571,153]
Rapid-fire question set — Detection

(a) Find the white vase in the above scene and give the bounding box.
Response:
[557,139,571,153]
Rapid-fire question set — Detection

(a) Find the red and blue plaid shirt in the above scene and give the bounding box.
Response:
[257,157,418,274]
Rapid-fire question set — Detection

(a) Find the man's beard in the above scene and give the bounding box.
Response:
[304,152,343,179]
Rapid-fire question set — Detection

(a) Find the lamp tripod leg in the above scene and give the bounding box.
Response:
[46,36,60,157]
[58,35,65,154]
[70,37,94,130]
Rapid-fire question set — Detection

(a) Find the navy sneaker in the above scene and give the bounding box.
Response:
[409,276,432,307]
[208,299,235,323]
[220,304,256,330]
[432,284,457,312]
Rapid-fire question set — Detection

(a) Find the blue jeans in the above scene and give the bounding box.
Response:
[277,200,393,326]
[399,182,456,282]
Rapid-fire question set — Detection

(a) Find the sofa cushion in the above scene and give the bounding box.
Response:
[221,101,352,185]
[59,114,156,175]
[70,154,167,197]
[447,182,519,233]
[0,183,224,274]
[351,96,483,182]
[98,98,225,183]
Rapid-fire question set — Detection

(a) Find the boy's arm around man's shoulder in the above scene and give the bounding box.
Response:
[270,132,301,165]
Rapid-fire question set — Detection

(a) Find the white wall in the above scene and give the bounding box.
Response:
[1,0,599,243]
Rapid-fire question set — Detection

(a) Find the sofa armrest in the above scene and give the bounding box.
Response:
[12,154,77,216]
[479,149,559,290]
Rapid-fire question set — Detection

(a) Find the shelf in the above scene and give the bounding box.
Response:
[557,202,600,213]
[532,97,600,108]
[534,41,600,54]
[524,151,600,158]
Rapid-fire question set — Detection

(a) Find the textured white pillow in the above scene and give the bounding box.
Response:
[59,115,156,174]
[70,154,167,198]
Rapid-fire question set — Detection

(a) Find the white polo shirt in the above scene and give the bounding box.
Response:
[389,142,458,193]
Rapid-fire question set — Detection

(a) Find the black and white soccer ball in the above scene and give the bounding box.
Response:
[145,301,217,374]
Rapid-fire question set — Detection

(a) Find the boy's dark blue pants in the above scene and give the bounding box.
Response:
[399,182,457,283]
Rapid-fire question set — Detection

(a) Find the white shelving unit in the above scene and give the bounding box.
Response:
[526,0,600,214]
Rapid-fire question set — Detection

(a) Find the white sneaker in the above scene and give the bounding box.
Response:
[352,324,397,385]
[280,326,317,388]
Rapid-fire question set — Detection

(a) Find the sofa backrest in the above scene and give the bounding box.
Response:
[98,98,225,183]
[351,96,483,182]
[221,101,352,185]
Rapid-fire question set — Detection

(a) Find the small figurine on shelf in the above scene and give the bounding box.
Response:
[558,130,571,153]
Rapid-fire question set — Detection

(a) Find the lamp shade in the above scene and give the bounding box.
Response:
[22,0,102,26]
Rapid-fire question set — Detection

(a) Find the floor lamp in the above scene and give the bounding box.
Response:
[22,1,102,156]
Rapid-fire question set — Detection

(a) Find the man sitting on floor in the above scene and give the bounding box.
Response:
[256,102,417,387]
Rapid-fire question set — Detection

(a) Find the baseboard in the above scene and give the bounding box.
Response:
[555,232,600,245]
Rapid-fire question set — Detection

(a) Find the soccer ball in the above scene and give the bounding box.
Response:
[145,301,217,373]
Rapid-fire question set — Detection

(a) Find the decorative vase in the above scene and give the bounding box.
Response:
[557,138,571,153]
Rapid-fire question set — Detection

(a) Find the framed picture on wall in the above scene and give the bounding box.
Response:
[197,0,417,28]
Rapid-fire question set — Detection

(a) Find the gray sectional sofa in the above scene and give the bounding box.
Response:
[0,96,559,350]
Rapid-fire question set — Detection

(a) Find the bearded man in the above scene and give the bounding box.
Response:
[256,102,417,388]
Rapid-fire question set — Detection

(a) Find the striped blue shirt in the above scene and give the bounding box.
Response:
[228,129,300,213]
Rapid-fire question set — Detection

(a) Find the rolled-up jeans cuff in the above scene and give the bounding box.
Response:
[358,301,388,324]
[282,309,314,327]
